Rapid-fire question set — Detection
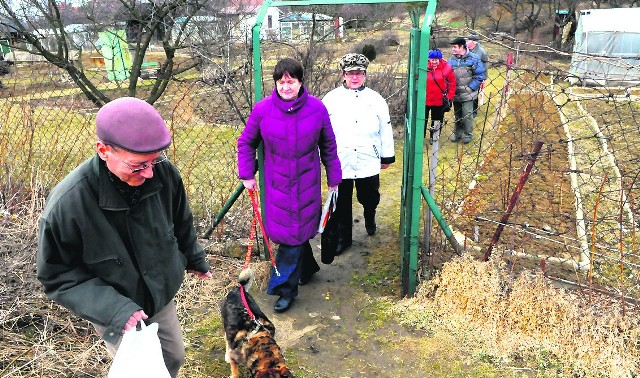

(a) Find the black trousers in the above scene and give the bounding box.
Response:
[425,105,447,138]
[334,175,381,242]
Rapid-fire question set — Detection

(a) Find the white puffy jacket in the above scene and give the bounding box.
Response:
[322,85,395,179]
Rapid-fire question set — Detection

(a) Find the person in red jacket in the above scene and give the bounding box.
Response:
[425,49,456,144]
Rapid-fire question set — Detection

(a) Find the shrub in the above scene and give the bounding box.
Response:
[362,44,377,62]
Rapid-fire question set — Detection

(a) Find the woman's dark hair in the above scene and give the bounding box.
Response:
[273,58,304,83]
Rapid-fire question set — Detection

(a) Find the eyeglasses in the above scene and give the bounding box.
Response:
[344,71,365,77]
[111,147,168,173]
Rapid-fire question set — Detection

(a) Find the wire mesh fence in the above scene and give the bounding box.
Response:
[2,23,640,306]
[424,33,640,307]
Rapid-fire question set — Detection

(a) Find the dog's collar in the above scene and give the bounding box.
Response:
[247,323,266,339]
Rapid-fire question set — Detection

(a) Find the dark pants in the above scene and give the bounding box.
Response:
[452,100,475,142]
[267,240,319,298]
[334,175,381,243]
[425,105,447,139]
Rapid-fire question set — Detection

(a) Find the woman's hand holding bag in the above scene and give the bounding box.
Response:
[107,321,171,378]
[442,95,452,112]
[319,189,339,264]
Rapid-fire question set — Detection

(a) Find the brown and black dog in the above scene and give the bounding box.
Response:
[221,268,293,378]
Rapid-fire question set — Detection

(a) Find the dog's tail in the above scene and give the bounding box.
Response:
[238,267,255,291]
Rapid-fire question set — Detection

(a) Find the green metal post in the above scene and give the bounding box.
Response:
[400,2,436,296]
[252,1,271,259]
[421,186,463,255]
[201,182,246,239]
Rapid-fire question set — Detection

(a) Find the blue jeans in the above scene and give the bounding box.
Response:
[267,240,319,298]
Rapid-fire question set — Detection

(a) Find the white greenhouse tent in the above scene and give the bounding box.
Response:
[569,7,640,85]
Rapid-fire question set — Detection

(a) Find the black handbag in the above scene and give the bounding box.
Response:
[319,191,339,264]
[442,96,452,112]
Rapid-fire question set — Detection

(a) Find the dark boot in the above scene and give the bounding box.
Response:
[336,224,352,255]
[364,209,376,236]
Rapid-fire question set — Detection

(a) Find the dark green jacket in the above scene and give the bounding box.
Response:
[37,155,210,345]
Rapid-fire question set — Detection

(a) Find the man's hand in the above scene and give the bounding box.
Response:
[123,309,148,333]
[188,270,212,279]
[381,164,390,169]
[242,179,256,190]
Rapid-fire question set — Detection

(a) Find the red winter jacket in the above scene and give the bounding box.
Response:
[425,59,456,106]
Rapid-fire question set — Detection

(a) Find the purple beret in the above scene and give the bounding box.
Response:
[96,97,171,153]
[428,49,443,59]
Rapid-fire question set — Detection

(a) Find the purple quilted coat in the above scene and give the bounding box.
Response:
[238,87,342,246]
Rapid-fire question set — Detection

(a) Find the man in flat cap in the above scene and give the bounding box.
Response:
[448,37,485,144]
[36,97,211,377]
[466,34,489,117]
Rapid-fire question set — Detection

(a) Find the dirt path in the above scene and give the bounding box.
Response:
[252,223,424,377]
[249,215,433,378]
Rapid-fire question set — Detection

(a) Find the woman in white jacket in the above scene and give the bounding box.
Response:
[322,53,395,254]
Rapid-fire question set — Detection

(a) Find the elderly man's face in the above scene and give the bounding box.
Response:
[97,142,163,186]
[466,39,477,49]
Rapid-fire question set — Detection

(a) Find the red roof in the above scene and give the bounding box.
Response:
[220,0,263,14]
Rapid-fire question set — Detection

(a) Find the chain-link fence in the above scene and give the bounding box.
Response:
[0,22,409,256]
[424,32,640,306]
[2,20,640,306]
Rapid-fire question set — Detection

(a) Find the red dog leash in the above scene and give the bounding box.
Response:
[244,188,279,276]
[239,284,260,325]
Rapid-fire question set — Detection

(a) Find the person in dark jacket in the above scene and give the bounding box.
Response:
[425,49,456,144]
[237,58,342,313]
[448,37,485,144]
[467,34,489,117]
[37,97,212,378]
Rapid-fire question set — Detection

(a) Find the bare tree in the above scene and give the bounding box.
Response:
[451,0,494,29]
[492,0,547,41]
[0,0,219,106]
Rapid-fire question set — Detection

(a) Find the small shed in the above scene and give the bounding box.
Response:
[569,8,640,85]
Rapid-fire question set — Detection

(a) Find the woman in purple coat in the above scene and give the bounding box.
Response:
[238,58,342,312]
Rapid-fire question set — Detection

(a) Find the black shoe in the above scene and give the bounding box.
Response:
[364,217,377,236]
[335,240,352,255]
[299,275,313,286]
[366,225,377,236]
[274,296,294,313]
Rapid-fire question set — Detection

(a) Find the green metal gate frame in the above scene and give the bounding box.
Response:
[248,0,457,296]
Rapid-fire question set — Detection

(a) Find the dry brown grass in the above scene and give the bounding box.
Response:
[395,255,640,377]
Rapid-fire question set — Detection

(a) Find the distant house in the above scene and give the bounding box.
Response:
[217,0,283,41]
[173,15,224,45]
[0,19,26,59]
[279,12,340,41]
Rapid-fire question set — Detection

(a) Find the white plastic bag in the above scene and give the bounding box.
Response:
[318,189,338,233]
[107,322,171,378]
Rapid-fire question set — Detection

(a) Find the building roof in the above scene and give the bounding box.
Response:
[220,0,263,15]
[579,8,640,33]
[280,12,333,22]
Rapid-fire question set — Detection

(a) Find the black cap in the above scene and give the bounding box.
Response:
[467,34,479,41]
[449,37,467,46]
